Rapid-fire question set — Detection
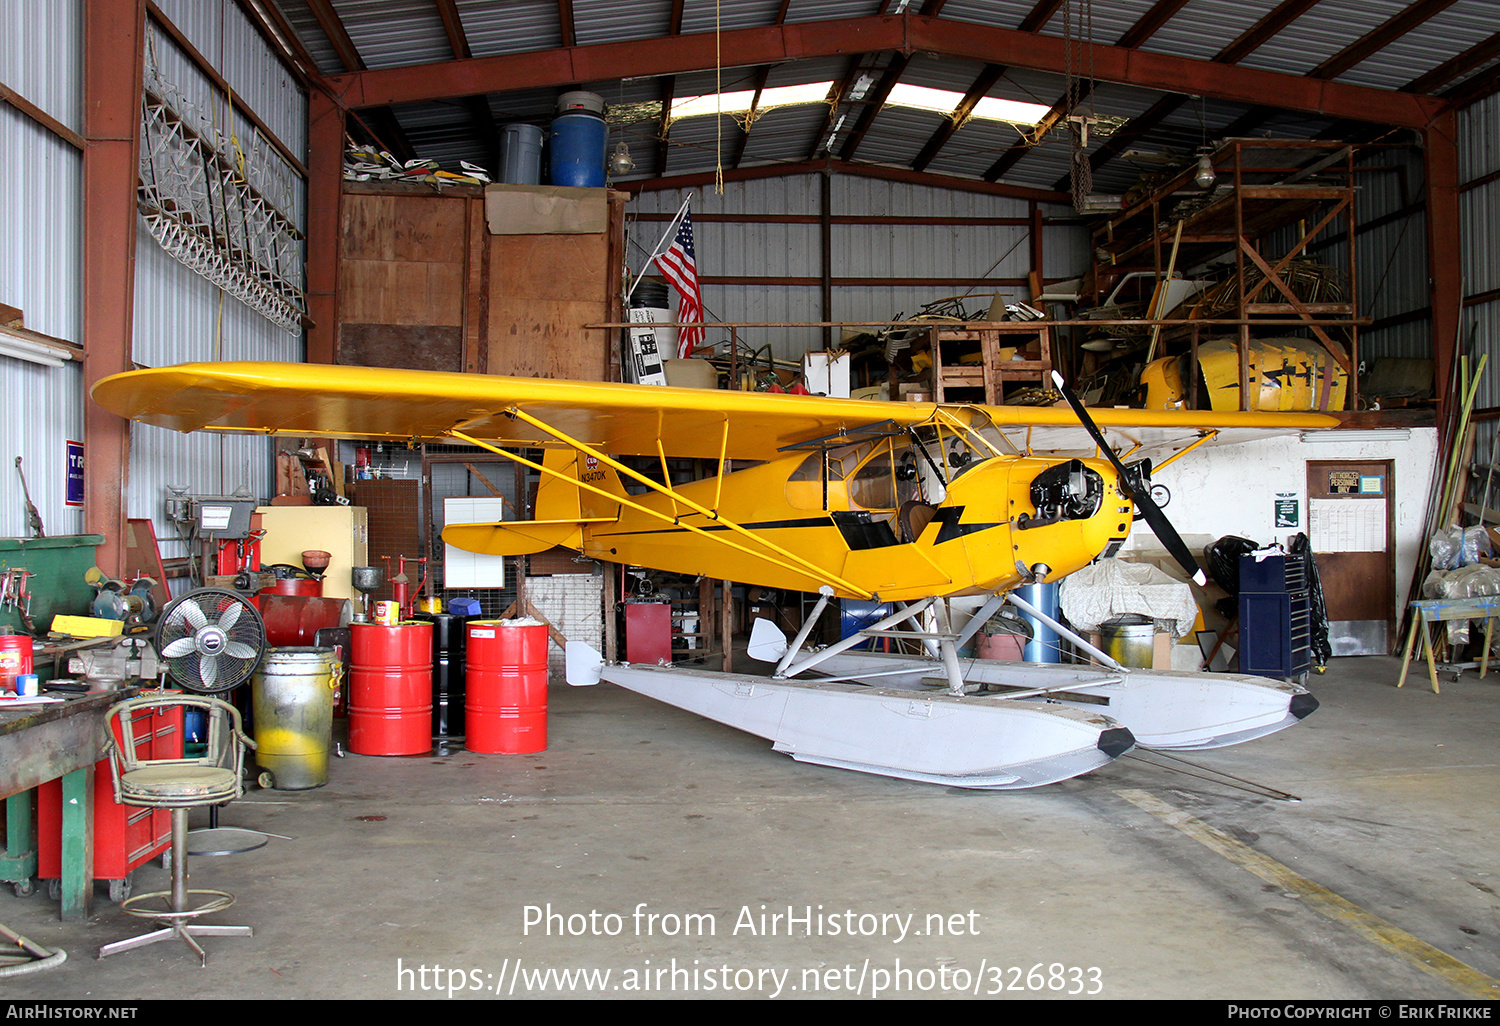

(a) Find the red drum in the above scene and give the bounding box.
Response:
[259,595,352,647]
[465,620,548,754]
[349,622,433,756]
[264,577,323,597]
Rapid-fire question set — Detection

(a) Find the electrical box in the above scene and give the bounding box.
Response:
[194,495,257,539]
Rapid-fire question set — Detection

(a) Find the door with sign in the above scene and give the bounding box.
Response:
[1306,461,1395,656]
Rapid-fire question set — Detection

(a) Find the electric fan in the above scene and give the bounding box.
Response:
[156,588,265,693]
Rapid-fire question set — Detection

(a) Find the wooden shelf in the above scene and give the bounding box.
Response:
[929,323,1053,404]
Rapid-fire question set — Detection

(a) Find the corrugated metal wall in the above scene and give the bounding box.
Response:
[126,3,307,577]
[0,2,306,565]
[0,1,86,539]
[1459,93,1500,476]
[627,173,1085,362]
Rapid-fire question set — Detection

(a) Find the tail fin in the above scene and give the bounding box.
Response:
[441,448,621,556]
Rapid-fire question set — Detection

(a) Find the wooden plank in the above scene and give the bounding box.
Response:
[486,298,609,380]
[492,233,609,298]
[339,259,464,326]
[464,195,488,374]
[337,324,463,372]
[341,192,466,263]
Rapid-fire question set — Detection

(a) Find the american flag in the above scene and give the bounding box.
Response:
[653,209,703,358]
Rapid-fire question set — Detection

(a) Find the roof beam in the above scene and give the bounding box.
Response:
[1043,0,1326,190]
[306,0,416,161]
[653,2,684,178]
[305,0,364,73]
[1307,0,1459,80]
[1408,29,1500,96]
[1189,0,1460,157]
[616,158,1070,205]
[911,63,1004,172]
[907,0,1065,172]
[981,0,1191,184]
[432,0,499,171]
[730,0,791,169]
[327,14,1442,129]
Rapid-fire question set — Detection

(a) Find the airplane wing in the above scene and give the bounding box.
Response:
[983,405,1340,466]
[91,361,936,462]
[91,361,1339,462]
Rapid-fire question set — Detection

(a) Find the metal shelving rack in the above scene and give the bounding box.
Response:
[1089,138,1361,411]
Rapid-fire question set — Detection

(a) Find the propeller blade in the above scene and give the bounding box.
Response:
[1050,372,1206,586]
[161,636,198,658]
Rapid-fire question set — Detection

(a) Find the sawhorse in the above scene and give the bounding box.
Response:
[1398,596,1500,693]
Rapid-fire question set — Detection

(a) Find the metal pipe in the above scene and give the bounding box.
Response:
[780,598,936,679]
[773,588,833,677]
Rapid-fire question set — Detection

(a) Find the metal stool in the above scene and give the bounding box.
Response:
[98,696,257,967]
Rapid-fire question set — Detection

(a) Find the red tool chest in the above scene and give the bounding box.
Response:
[37,697,184,902]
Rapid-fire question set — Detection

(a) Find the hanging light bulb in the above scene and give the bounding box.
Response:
[609,140,635,176]
[1194,153,1215,189]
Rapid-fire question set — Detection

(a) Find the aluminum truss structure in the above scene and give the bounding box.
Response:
[138,41,305,334]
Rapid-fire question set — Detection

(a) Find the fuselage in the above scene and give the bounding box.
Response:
[576,449,1131,602]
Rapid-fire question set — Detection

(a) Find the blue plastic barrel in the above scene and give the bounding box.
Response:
[1012,582,1062,663]
[549,112,607,187]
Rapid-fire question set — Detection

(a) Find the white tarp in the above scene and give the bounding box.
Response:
[1059,558,1200,641]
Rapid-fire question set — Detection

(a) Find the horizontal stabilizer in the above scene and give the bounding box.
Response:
[442,518,612,557]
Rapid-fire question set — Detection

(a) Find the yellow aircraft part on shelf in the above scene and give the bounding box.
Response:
[93,362,1338,603]
[1140,339,1348,413]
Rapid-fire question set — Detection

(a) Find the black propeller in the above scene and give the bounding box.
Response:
[1050,371,1207,586]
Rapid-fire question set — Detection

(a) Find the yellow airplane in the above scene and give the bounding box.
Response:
[94,361,1336,790]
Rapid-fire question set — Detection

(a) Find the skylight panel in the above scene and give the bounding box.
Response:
[669,82,834,123]
[886,84,1050,126]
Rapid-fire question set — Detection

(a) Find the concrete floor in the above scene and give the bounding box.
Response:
[4,653,1499,1001]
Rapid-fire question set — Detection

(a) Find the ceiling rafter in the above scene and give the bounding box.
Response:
[1403,29,1500,96]
[326,14,1444,146]
[1041,0,1330,190]
[617,157,1069,205]
[1189,0,1462,164]
[305,0,364,74]
[431,0,500,172]
[1307,0,1461,80]
[304,0,416,162]
[730,0,793,170]
[811,0,902,162]
[983,0,1193,184]
[557,0,576,49]
[233,0,322,86]
[654,0,685,178]
[835,0,949,163]
[910,0,1063,173]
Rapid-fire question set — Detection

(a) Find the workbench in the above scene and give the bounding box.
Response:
[0,689,126,920]
[1397,597,1500,693]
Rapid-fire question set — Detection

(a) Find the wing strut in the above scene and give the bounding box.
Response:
[494,406,876,598]
[447,428,873,600]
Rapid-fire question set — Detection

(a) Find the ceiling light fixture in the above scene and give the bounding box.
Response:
[609,140,635,176]
[0,327,71,368]
[1195,153,1216,189]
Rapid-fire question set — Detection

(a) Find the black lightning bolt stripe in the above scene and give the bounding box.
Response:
[931,506,1006,544]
